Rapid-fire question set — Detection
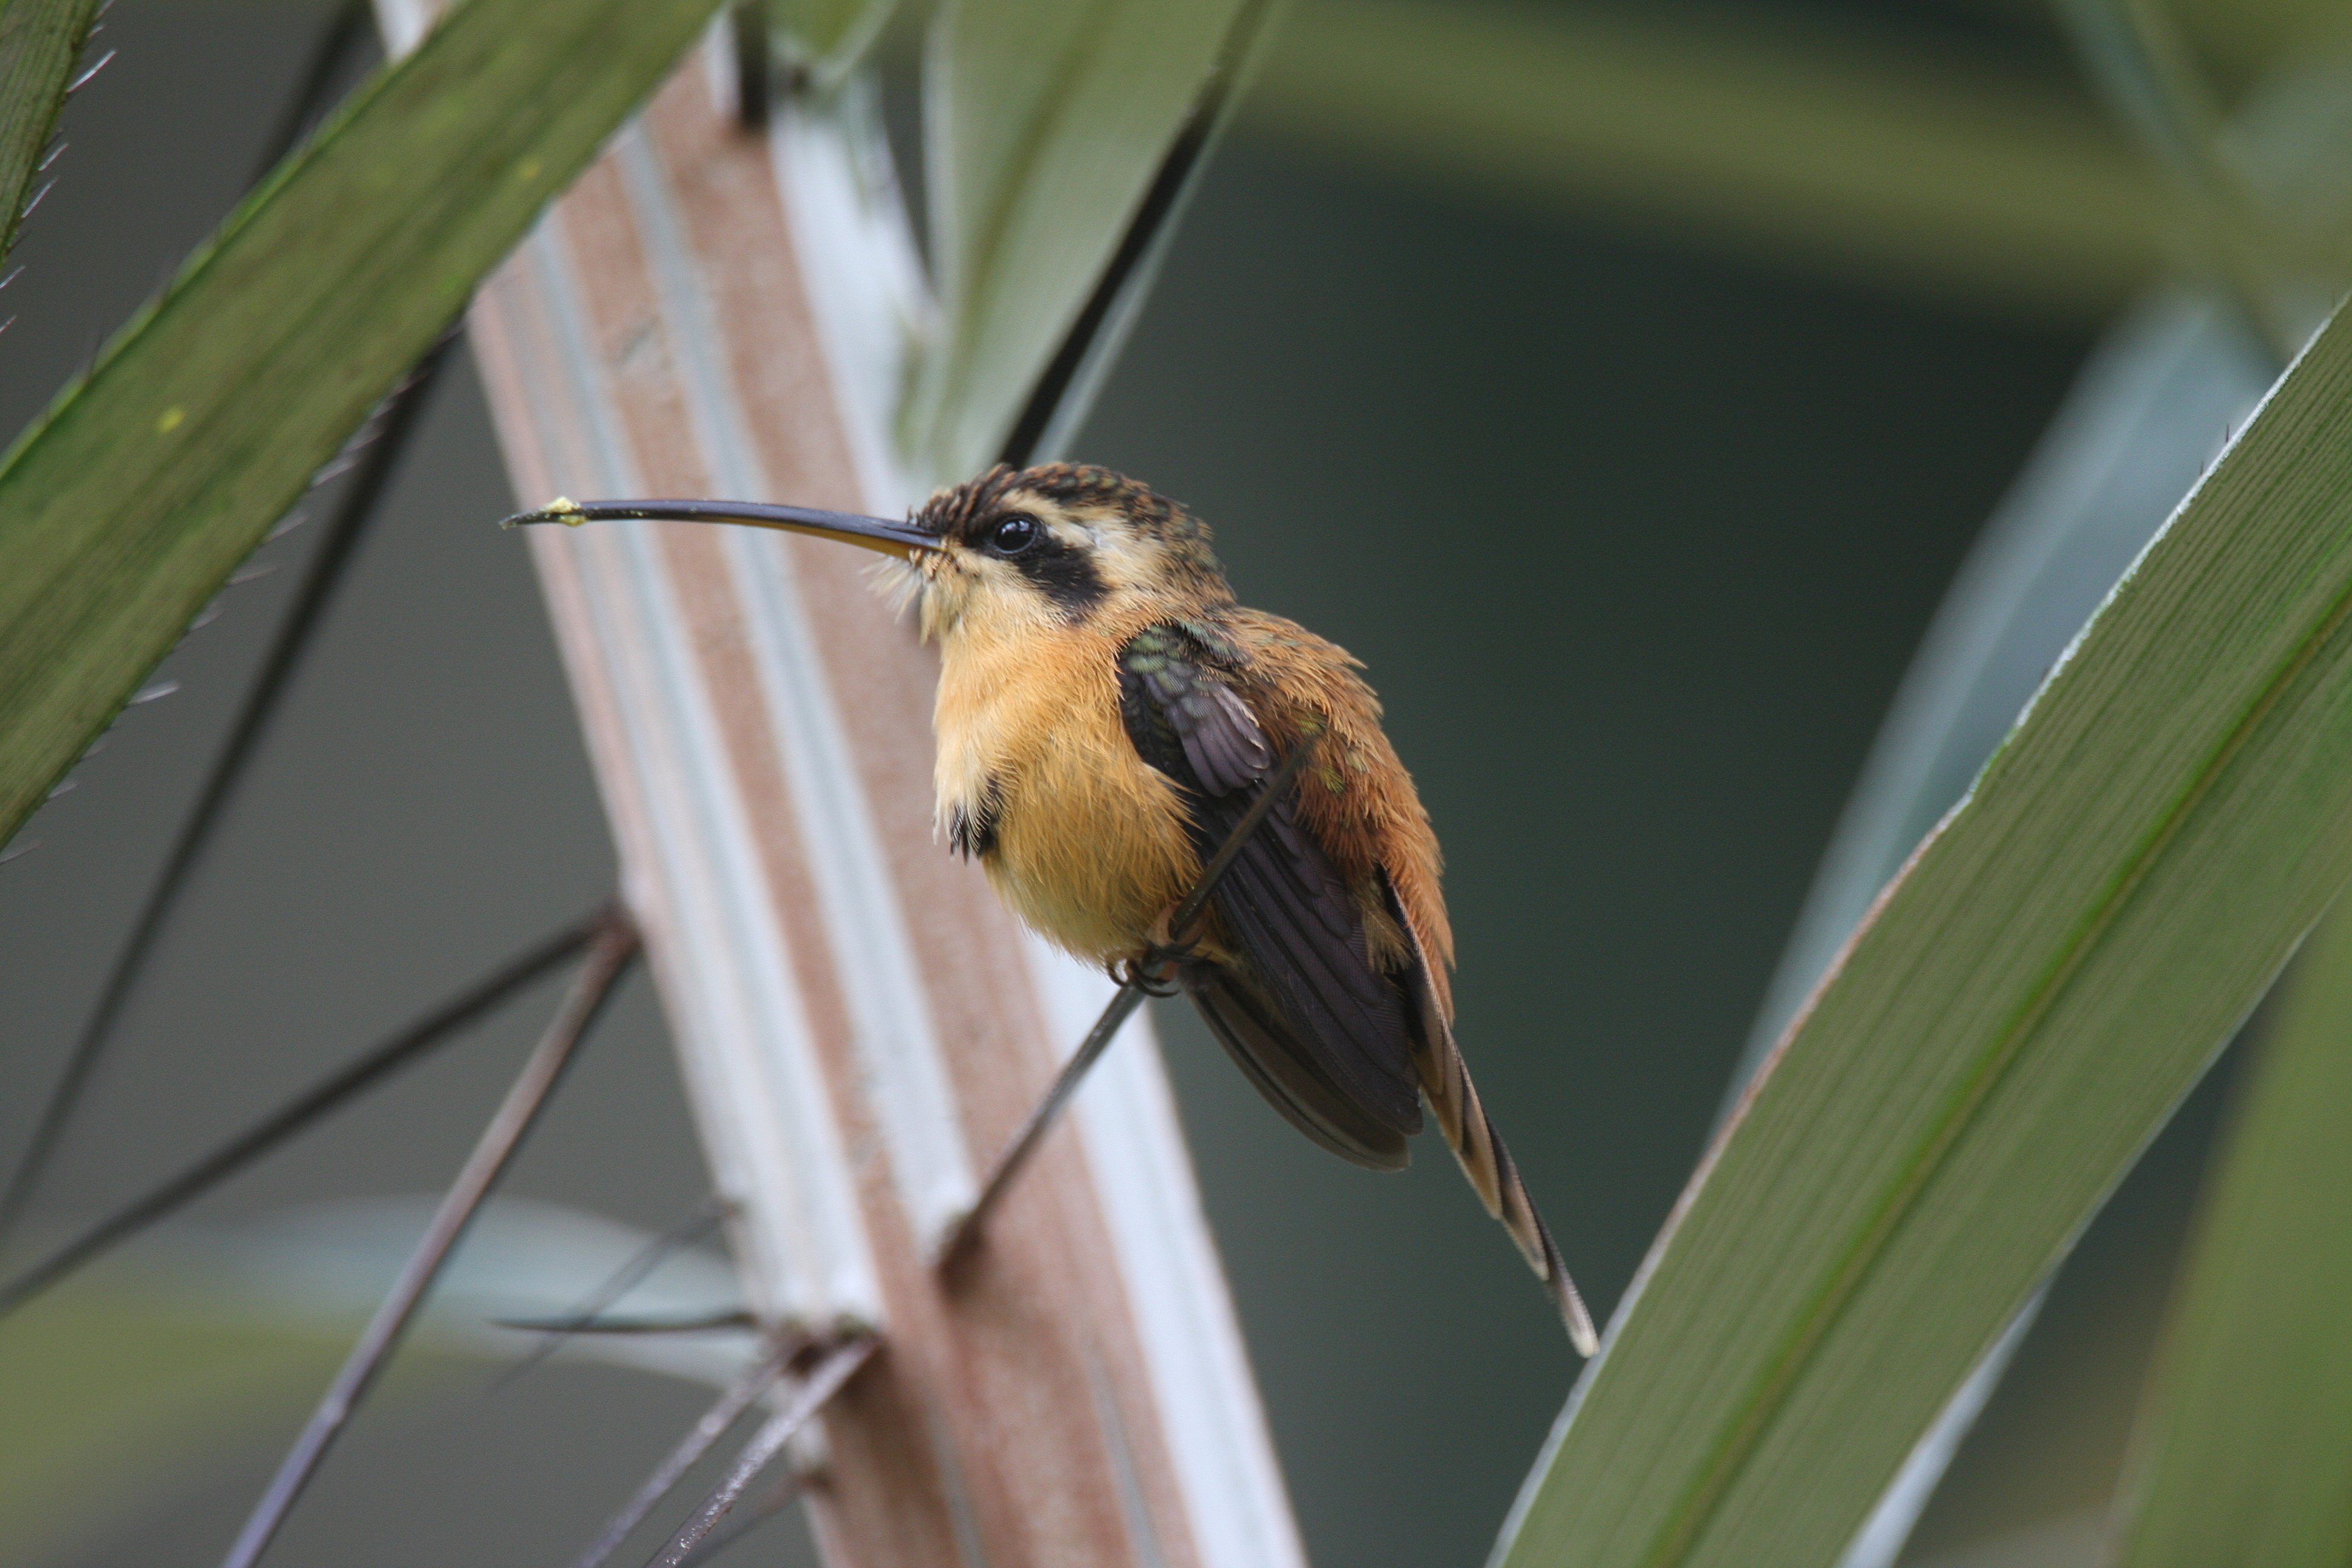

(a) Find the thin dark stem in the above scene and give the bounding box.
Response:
[728,1,771,129]
[486,1193,734,1393]
[646,1338,877,1568]
[217,913,640,1568]
[933,989,1146,1267]
[0,903,612,1316]
[996,0,1275,468]
[567,1335,801,1568]
[248,0,373,188]
[494,1309,756,1335]
[934,734,1321,1265]
[671,1465,808,1567]
[0,342,456,1245]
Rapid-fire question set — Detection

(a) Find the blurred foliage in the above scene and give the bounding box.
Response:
[901,0,1263,477]
[2,1198,749,1565]
[2085,0,2349,97]
[765,0,898,91]
[123,0,2352,327]
[2053,0,2302,350]
[1230,0,2348,327]
[1499,293,2352,1566]
[1247,0,2175,318]
[2,1288,350,1566]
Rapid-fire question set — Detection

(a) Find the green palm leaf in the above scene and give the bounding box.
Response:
[1497,304,2352,1566]
[903,0,1272,477]
[0,0,720,848]
[2104,898,2352,1568]
[0,0,99,267]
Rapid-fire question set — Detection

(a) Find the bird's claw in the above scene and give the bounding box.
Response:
[1112,939,1195,997]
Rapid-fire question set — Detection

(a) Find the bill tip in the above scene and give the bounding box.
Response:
[500,496,585,531]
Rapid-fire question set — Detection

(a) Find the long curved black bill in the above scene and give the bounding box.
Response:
[501,497,940,559]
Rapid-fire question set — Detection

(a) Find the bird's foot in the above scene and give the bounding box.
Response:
[1112,938,1196,997]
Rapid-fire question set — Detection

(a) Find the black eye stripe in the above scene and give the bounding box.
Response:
[964,509,1105,616]
[1016,537,1106,618]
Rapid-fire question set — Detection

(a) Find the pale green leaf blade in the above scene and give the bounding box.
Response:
[2105,901,2352,1568]
[1497,305,2352,1567]
[0,0,100,264]
[0,0,721,848]
[1726,295,2274,1568]
[905,0,1267,478]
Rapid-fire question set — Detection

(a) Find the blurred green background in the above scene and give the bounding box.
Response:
[0,0,2311,1563]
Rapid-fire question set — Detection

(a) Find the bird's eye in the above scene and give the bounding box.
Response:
[987,514,1040,556]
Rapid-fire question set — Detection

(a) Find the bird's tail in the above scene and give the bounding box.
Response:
[1416,1030,1599,1356]
[1384,878,1596,1354]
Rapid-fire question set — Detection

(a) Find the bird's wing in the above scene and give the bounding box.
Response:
[1117,625,1423,1158]
[1186,965,1410,1169]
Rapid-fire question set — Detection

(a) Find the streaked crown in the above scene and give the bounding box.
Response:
[898,463,1233,638]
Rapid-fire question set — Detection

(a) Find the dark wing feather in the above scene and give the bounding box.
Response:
[1187,967,1408,1169]
[1172,681,1268,794]
[1117,626,1423,1154]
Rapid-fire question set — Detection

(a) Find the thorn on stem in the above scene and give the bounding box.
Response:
[67,49,117,93]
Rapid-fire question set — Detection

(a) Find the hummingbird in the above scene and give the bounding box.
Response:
[508,463,1597,1354]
